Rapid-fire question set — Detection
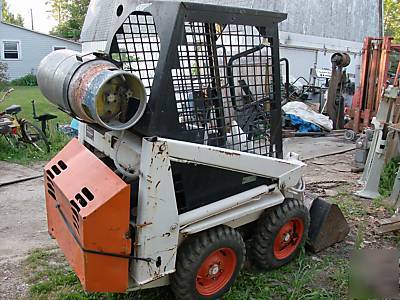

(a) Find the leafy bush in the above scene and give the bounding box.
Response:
[379,156,400,197]
[11,73,37,86]
[0,62,9,84]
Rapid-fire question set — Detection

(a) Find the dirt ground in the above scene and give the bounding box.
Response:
[0,163,55,300]
[0,146,398,299]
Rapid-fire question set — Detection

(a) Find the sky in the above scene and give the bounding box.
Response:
[6,0,57,34]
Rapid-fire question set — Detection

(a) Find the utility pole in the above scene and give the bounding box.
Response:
[30,8,34,30]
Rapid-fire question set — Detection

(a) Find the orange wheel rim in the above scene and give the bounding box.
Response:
[273,218,304,260]
[196,248,237,296]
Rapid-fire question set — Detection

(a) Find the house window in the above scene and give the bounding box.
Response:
[53,46,66,51]
[3,41,20,60]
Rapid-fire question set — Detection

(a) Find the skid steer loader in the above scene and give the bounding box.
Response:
[37,1,349,299]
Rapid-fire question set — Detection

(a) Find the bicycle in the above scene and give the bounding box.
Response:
[0,88,50,153]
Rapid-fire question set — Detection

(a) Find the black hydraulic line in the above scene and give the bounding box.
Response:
[280,58,290,105]
[291,76,310,86]
[205,23,226,146]
[0,174,42,188]
[227,44,266,110]
[238,79,256,104]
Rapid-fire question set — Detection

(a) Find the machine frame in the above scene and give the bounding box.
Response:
[41,1,318,297]
[79,124,304,289]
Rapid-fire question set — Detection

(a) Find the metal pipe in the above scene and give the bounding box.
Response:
[205,23,226,146]
[227,44,265,110]
[179,184,277,226]
[280,58,290,106]
[280,43,360,56]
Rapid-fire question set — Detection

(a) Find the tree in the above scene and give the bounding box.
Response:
[2,0,24,27]
[384,0,400,42]
[46,0,69,25]
[47,0,90,41]
[0,62,8,84]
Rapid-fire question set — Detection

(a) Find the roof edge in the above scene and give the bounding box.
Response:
[1,21,82,45]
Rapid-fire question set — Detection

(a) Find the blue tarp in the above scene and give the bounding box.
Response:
[286,114,322,133]
[58,119,78,137]
[70,119,79,130]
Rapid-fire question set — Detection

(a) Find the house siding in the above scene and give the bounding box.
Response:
[0,23,82,80]
[187,0,381,42]
[81,0,381,43]
[82,0,378,85]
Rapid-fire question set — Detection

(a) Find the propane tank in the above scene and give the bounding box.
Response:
[37,50,146,131]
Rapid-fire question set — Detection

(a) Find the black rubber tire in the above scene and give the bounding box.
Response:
[21,120,50,153]
[171,226,245,300]
[251,198,310,270]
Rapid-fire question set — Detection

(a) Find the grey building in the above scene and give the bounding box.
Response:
[81,0,382,84]
[0,2,81,80]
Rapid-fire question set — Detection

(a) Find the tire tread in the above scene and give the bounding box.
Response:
[171,226,245,300]
[251,198,310,270]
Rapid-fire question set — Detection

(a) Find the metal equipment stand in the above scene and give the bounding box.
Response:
[356,86,399,199]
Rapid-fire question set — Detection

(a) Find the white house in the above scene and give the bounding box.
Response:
[0,2,82,80]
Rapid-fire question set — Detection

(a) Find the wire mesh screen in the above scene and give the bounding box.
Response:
[172,22,275,156]
[111,12,160,100]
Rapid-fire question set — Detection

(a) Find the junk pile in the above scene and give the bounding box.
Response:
[280,52,350,135]
[58,119,79,137]
[283,101,333,133]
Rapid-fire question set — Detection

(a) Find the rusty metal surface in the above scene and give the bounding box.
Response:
[331,52,350,68]
[38,49,147,131]
[366,45,380,112]
[132,138,179,285]
[376,37,393,108]
[346,37,400,133]
[307,197,350,253]
[69,61,113,123]
[327,52,349,129]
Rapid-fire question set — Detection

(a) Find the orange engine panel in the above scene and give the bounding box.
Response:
[44,138,131,292]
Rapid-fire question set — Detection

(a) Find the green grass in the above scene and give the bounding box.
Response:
[330,192,367,219]
[0,86,70,124]
[29,190,400,299]
[0,86,72,164]
[0,126,71,164]
[379,156,400,198]
[27,192,380,300]
[25,250,170,300]
[25,247,349,300]
[226,251,348,300]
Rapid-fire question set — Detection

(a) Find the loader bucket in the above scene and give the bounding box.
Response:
[44,139,131,292]
[307,198,350,253]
